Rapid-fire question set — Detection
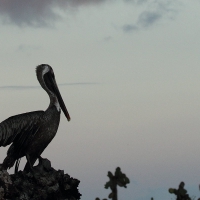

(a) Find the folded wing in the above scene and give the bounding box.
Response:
[0,111,44,154]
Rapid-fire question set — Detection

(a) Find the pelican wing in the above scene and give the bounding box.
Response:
[0,111,44,148]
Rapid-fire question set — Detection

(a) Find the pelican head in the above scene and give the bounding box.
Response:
[36,64,70,121]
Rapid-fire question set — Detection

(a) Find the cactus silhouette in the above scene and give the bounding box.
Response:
[169,182,192,200]
[96,167,130,200]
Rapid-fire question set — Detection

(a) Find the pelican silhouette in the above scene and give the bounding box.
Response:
[0,64,70,173]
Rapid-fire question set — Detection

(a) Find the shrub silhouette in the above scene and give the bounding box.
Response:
[96,167,130,200]
[169,182,192,200]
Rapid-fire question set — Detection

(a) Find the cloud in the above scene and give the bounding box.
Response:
[0,85,39,90]
[137,11,162,27]
[0,82,99,90]
[122,24,138,32]
[122,11,162,32]
[0,0,105,27]
[59,82,99,86]
[0,0,179,30]
[122,0,178,32]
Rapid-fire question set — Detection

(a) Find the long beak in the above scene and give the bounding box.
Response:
[45,72,71,121]
[53,82,71,121]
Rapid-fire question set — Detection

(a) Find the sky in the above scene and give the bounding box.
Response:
[0,0,200,199]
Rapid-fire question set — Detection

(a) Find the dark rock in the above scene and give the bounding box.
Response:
[0,158,81,200]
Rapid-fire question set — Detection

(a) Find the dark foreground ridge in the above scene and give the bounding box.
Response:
[0,158,81,200]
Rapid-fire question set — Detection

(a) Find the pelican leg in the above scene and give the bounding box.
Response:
[1,156,15,171]
[15,158,21,174]
[25,154,34,172]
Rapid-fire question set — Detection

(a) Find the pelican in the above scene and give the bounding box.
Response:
[0,64,70,173]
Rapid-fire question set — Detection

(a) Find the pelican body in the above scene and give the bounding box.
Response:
[0,64,70,172]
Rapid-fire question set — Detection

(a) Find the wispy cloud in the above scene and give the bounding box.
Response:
[59,82,99,86]
[138,11,162,27]
[122,24,138,32]
[0,82,99,90]
[0,85,39,90]
[122,0,179,32]
[0,0,105,27]
[0,0,179,30]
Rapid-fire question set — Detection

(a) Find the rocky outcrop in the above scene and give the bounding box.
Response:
[0,158,81,200]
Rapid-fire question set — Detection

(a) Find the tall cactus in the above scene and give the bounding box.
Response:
[96,167,130,200]
[169,182,192,200]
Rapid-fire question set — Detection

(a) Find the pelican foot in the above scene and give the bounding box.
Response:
[34,156,52,173]
[40,157,51,170]
[0,164,6,171]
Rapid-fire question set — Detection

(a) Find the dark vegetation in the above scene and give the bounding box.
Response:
[95,167,200,200]
[95,167,130,200]
[169,182,200,200]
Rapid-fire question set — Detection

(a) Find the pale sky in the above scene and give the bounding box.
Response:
[0,0,200,199]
